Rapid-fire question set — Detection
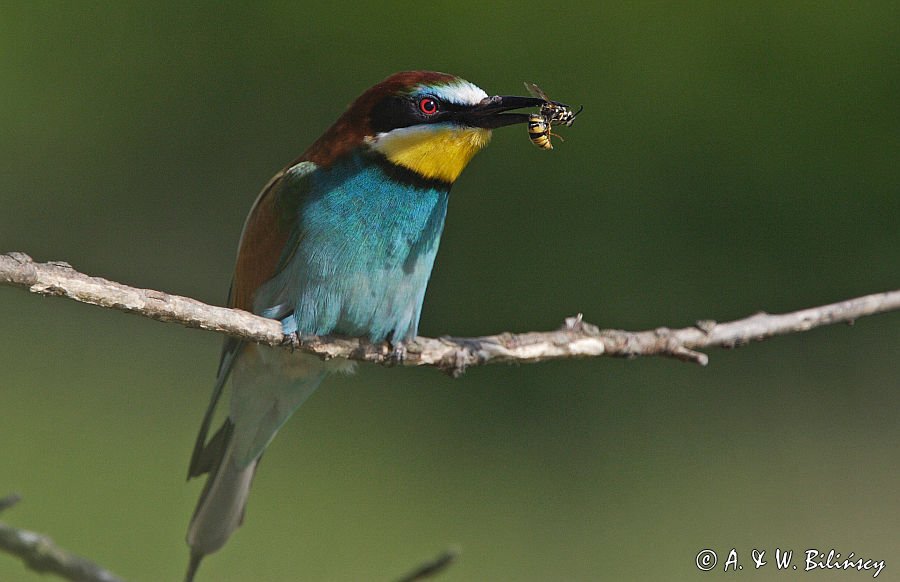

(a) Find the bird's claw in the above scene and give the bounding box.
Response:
[282,332,302,352]
[386,340,407,366]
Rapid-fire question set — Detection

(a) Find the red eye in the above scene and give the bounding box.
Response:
[419,97,438,115]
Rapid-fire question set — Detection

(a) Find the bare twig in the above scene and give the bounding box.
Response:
[0,494,22,514]
[2,252,898,376]
[395,548,458,582]
[0,490,451,582]
[0,495,125,582]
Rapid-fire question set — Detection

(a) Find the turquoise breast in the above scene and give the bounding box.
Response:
[257,150,450,342]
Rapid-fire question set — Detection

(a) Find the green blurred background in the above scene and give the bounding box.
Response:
[2,2,898,581]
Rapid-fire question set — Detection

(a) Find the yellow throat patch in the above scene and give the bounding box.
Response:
[370,125,492,183]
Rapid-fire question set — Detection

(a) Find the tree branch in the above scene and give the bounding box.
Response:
[395,548,458,582]
[0,494,125,582]
[2,252,898,376]
[1,492,454,582]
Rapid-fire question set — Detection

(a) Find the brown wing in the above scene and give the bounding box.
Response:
[189,163,307,480]
[230,170,294,312]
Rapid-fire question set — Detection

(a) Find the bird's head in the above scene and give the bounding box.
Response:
[301,71,546,184]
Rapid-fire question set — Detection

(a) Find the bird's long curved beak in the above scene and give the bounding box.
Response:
[465,95,553,129]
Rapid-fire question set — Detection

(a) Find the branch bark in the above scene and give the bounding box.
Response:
[0,494,125,582]
[2,252,898,376]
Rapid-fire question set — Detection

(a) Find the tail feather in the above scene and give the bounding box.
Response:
[186,429,259,579]
[184,551,203,582]
[188,339,242,480]
[185,347,339,578]
[188,419,234,479]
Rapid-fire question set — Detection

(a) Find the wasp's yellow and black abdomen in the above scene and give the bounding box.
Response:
[527,113,553,150]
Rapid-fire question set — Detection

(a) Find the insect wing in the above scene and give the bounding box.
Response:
[524,82,551,102]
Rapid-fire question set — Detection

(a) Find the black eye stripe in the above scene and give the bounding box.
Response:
[370,94,469,134]
[430,99,466,112]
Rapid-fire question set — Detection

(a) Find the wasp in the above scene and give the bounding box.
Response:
[523,82,583,150]
[526,113,558,150]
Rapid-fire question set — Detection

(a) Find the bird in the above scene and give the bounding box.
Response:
[184,71,547,581]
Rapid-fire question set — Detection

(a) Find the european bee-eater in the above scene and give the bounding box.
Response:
[185,71,548,580]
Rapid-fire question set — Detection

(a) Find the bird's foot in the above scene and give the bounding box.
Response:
[385,340,407,366]
[282,331,302,352]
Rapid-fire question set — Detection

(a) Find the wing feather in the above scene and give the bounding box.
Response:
[188,161,316,479]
